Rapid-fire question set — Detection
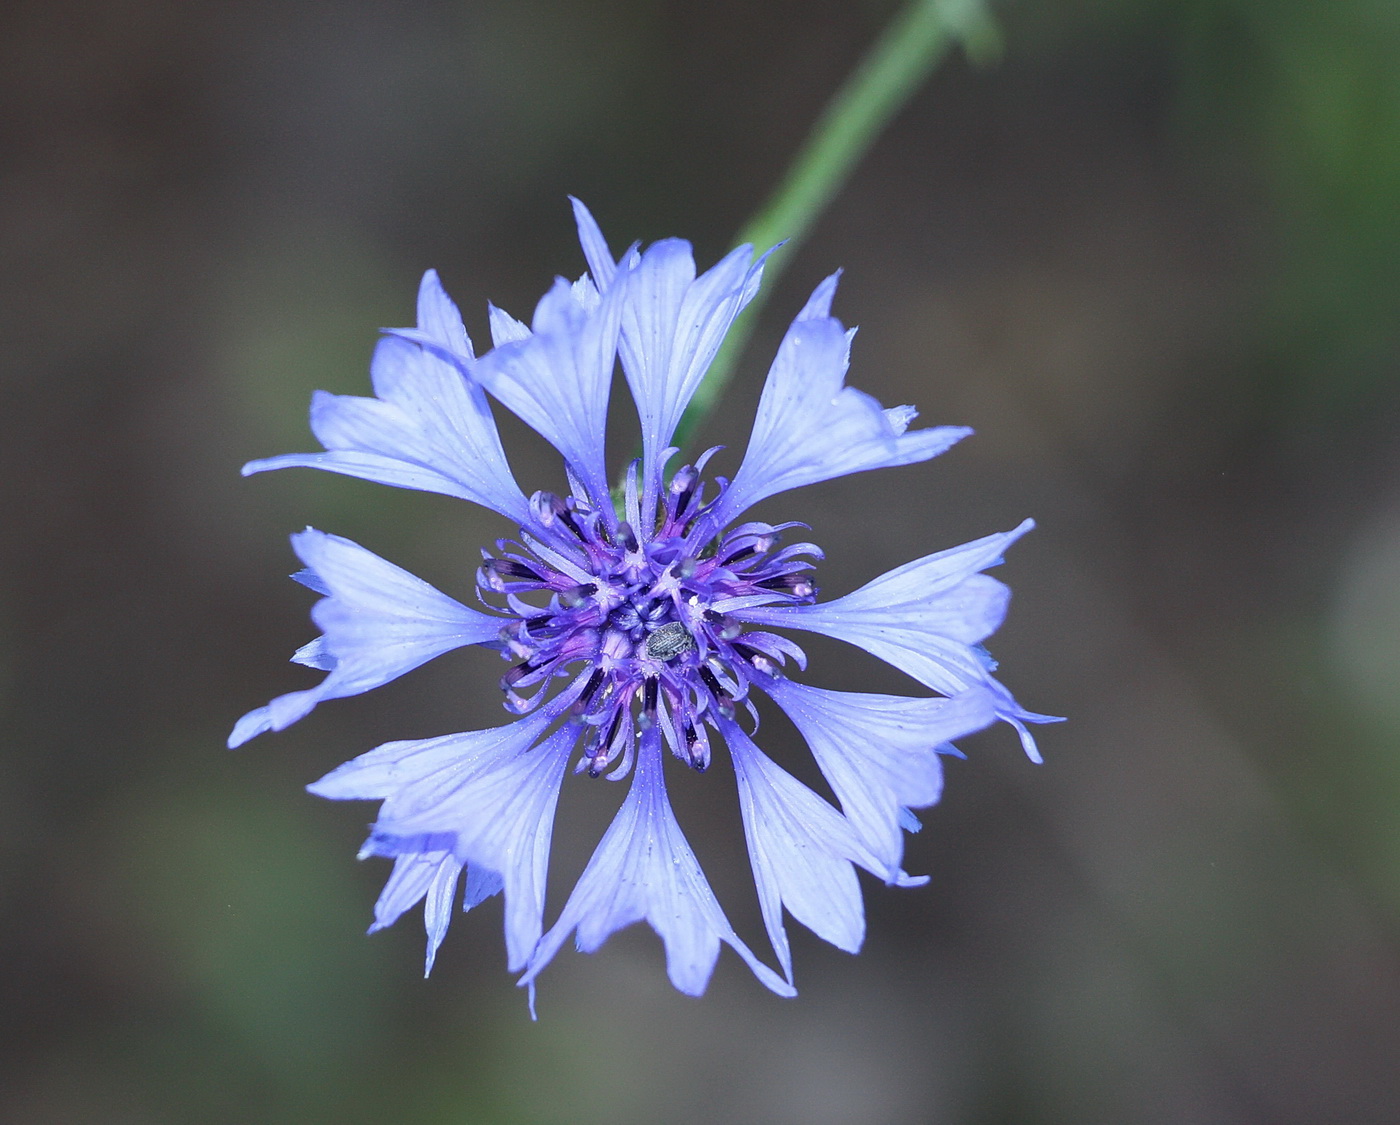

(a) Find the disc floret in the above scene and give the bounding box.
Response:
[479,454,820,778]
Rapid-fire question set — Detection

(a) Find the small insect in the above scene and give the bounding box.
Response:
[644,621,697,662]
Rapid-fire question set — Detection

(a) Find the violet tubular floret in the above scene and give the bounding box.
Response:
[471,469,821,774]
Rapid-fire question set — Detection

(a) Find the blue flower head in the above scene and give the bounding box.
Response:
[232,199,1058,1011]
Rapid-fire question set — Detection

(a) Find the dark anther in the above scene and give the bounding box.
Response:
[670,466,698,515]
[759,573,815,597]
[722,545,757,564]
[573,667,606,713]
[617,521,640,553]
[683,722,707,772]
[501,660,536,688]
[642,676,659,718]
[557,506,585,539]
[732,642,764,667]
[704,609,743,640]
[488,559,543,581]
[697,664,725,699]
[588,709,626,778]
[645,621,696,662]
[559,582,598,607]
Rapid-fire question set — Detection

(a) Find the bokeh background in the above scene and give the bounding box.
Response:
[5,0,1400,1121]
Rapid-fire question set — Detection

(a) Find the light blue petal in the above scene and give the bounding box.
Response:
[413,269,474,357]
[228,529,501,747]
[463,865,505,910]
[307,707,554,802]
[421,852,464,975]
[310,707,565,972]
[363,847,503,976]
[518,731,794,1000]
[724,720,873,981]
[243,333,531,525]
[736,521,1032,693]
[569,196,618,287]
[487,303,531,347]
[569,199,772,513]
[368,850,457,935]
[616,237,768,502]
[736,521,1058,761]
[472,277,622,513]
[762,679,997,879]
[290,635,334,670]
[708,276,970,528]
[371,723,575,972]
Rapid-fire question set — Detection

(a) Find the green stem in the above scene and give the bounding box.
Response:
[674,0,998,451]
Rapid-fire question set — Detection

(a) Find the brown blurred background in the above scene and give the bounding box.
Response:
[3,1,1400,1122]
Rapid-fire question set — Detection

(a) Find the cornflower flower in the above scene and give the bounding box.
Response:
[231,200,1056,1010]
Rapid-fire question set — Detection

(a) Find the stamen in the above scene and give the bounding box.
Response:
[531,491,568,528]
[732,642,776,675]
[669,465,698,518]
[572,667,606,714]
[557,506,585,539]
[758,573,815,597]
[704,609,742,640]
[617,521,639,553]
[587,709,626,778]
[683,721,708,772]
[697,664,724,699]
[487,559,543,581]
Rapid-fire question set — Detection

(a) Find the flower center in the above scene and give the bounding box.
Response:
[476,467,818,779]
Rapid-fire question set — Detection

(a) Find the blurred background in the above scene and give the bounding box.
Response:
[4,0,1400,1121]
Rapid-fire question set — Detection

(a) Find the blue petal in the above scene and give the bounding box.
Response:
[463,865,505,910]
[708,275,970,528]
[736,520,1059,760]
[244,331,531,526]
[368,723,575,972]
[310,706,565,972]
[723,720,875,981]
[518,731,794,1001]
[228,529,501,747]
[487,303,531,347]
[307,707,555,802]
[611,234,769,506]
[368,850,457,934]
[290,635,335,670]
[406,268,474,357]
[471,276,622,514]
[366,849,465,975]
[761,679,997,879]
[569,196,619,288]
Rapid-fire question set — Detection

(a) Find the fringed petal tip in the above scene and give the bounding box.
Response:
[227,688,317,749]
[1003,708,1065,765]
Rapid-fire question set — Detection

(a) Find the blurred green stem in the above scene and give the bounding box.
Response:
[673,0,999,451]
